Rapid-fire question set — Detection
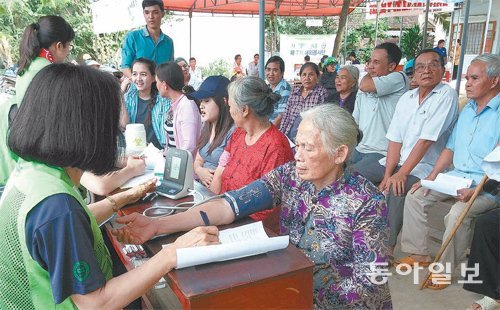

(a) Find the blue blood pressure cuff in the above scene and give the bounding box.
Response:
[222,180,274,220]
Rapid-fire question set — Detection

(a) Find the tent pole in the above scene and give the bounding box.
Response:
[422,0,430,50]
[259,0,265,79]
[189,11,192,58]
[482,0,492,53]
[374,0,380,48]
[455,0,471,95]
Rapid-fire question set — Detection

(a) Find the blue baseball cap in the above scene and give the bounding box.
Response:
[188,75,230,100]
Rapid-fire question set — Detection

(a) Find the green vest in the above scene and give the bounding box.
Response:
[0,57,50,186]
[15,57,51,105]
[0,160,113,309]
[0,96,18,185]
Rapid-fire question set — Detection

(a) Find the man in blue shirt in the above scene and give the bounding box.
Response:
[265,56,291,127]
[433,39,447,60]
[397,54,500,289]
[121,0,174,77]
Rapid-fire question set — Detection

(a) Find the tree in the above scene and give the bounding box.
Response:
[332,0,350,57]
[0,0,172,68]
[400,24,423,60]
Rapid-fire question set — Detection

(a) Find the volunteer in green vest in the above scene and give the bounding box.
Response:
[0,64,219,309]
[0,15,74,194]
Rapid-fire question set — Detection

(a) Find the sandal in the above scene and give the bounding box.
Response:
[394,256,431,271]
[470,296,500,310]
[426,273,450,290]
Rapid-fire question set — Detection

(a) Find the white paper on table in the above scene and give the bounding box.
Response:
[162,221,290,269]
[482,146,500,181]
[141,143,164,170]
[421,173,473,196]
[120,171,156,189]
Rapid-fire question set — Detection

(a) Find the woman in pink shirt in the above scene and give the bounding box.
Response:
[156,62,201,157]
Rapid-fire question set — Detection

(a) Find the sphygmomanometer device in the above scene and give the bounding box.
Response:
[156,148,193,200]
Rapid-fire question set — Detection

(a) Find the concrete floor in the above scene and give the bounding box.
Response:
[389,239,481,310]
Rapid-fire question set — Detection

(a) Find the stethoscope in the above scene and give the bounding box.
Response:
[142,194,225,218]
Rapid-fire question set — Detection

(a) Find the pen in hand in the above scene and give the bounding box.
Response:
[199,211,210,226]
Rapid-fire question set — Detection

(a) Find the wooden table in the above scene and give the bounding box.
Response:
[104,182,314,309]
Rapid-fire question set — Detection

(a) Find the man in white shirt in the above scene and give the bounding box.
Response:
[397,54,500,289]
[247,53,259,77]
[351,43,408,174]
[189,57,203,83]
[358,49,459,258]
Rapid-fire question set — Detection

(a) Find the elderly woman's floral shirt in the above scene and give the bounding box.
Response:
[261,161,392,309]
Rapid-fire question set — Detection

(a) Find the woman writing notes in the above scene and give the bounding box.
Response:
[0,64,218,309]
[114,104,392,309]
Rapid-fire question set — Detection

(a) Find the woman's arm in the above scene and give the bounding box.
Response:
[119,98,130,132]
[81,157,146,196]
[209,165,224,194]
[71,226,219,309]
[88,178,156,225]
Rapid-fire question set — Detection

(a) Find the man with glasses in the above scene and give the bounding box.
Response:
[397,53,500,289]
[265,56,291,127]
[364,49,459,260]
[120,0,174,78]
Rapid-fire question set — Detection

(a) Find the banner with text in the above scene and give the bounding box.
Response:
[280,34,336,81]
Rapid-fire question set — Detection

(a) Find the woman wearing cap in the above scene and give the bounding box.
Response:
[191,76,235,190]
[0,64,218,309]
[114,104,392,309]
[122,58,170,149]
[326,65,360,114]
[0,16,74,194]
[156,61,201,157]
[319,56,338,99]
[211,76,294,221]
[279,62,328,141]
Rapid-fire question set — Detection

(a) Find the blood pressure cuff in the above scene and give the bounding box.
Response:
[222,180,274,220]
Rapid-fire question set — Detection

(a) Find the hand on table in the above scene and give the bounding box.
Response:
[125,178,156,205]
[173,226,220,249]
[112,212,157,244]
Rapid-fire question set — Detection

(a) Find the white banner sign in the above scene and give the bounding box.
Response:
[91,0,145,34]
[280,34,336,81]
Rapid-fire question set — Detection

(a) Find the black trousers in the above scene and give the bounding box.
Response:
[463,208,500,300]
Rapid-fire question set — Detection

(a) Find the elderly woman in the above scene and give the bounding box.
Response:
[279,62,328,141]
[211,76,294,221]
[114,104,392,309]
[326,65,360,114]
[175,57,202,90]
[0,64,218,309]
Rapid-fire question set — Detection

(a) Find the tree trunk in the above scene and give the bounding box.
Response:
[332,0,351,57]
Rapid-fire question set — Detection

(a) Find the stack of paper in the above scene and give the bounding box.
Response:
[120,143,164,189]
[164,222,289,269]
[421,173,473,196]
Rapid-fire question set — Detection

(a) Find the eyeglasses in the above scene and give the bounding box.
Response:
[415,61,441,72]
